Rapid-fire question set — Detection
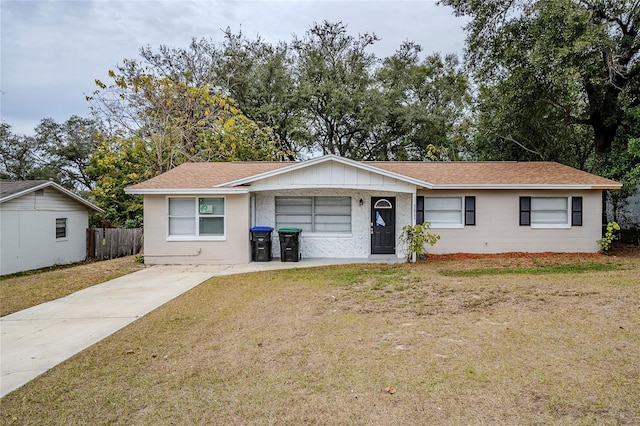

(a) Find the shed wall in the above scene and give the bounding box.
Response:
[0,192,89,275]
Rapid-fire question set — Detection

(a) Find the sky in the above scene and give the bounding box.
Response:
[1,0,469,136]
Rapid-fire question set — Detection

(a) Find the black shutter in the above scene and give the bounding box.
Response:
[520,197,531,226]
[416,196,424,224]
[465,196,476,226]
[572,197,583,226]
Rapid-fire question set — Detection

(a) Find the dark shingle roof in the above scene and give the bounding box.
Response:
[0,180,103,212]
[0,180,50,199]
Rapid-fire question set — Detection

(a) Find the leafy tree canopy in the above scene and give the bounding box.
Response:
[0,117,102,192]
[112,21,470,161]
[441,0,639,155]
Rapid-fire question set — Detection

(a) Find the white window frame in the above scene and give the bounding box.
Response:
[56,218,68,240]
[530,197,571,229]
[167,196,226,241]
[275,196,352,234]
[424,197,464,229]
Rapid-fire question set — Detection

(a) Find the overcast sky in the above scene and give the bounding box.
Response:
[1,0,468,135]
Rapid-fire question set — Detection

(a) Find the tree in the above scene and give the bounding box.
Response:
[136,32,303,158]
[88,73,282,225]
[35,116,102,190]
[441,0,639,154]
[87,135,149,227]
[375,42,471,160]
[121,21,470,161]
[293,21,384,159]
[0,122,41,180]
[213,30,305,158]
[1,117,101,191]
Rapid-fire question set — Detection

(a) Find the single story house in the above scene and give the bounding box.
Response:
[125,155,621,264]
[0,180,104,275]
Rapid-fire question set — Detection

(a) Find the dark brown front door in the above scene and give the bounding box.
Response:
[371,197,395,254]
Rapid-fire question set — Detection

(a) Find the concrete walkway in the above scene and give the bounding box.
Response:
[0,257,397,398]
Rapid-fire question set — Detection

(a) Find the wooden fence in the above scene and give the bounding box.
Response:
[86,228,143,260]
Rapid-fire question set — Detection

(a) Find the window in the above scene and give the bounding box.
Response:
[520,196,582,228]
[168,197,225,238]
[275,196,351,233]
[464,196,476,226]
[56,218,67,239]
[417,196,475,228]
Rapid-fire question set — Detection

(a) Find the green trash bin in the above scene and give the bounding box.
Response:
[278,228,302,262]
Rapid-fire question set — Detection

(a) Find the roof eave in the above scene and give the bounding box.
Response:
[125,187,251,195]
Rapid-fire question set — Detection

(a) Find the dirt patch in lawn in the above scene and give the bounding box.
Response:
[2,255,639,425]
[0,256,145,316]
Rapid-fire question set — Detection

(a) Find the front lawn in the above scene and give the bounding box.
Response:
[0,256,145,316]
[1,254,639,424]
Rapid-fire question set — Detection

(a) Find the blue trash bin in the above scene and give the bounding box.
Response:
[250,226,274,262]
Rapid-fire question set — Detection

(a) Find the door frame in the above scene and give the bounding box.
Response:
[370,196,396,255]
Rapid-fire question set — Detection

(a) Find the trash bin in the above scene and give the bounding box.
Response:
[250,226,274,262]
[278,228,302,262]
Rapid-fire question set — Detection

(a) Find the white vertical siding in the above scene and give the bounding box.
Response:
[248,162,414,192]
[1,194,89,275]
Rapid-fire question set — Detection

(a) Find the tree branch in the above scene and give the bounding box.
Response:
[486,130,545,160]
[542,98,591,126]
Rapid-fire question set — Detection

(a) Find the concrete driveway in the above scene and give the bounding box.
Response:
[1,257,397,398]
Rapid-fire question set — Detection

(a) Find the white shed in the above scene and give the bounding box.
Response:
[0,180,104,276]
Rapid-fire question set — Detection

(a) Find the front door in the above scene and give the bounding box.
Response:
[371,197,395,254]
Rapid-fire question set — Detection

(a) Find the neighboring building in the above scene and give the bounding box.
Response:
[607,185,640,244]
[0,180,104,275]
[125,155,621,265]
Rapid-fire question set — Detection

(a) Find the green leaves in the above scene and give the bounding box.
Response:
[442,0,639,155]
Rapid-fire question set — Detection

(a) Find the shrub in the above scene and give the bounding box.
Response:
[399,223,440,262]
[597,221,620,254]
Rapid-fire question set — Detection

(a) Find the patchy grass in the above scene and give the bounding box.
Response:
[0,256,145,316]
[439,261,622,277]
[1,254,639,425]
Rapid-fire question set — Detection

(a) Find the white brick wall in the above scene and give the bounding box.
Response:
[254,189,411,259]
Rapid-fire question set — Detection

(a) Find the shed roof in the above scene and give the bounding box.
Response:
[0,180,104,212]
[0,180,51,199]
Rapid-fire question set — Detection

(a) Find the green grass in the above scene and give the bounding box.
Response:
[0,256,144,316]
[2,255,639,424]
[438,261,621,277]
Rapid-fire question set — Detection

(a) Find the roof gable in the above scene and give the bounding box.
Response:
[0,180,104,212]
[218,155,427,189]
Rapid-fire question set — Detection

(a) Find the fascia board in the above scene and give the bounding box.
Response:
[125,187,250,195]
[247,183,417,194]
[429,184,622,190]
